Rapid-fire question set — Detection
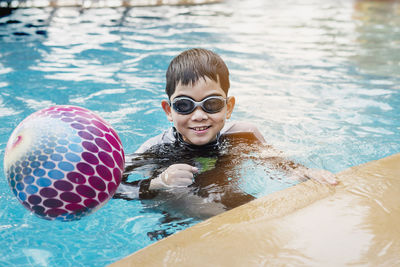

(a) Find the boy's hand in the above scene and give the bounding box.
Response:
[150,164,198,190]
[292,167,338,185]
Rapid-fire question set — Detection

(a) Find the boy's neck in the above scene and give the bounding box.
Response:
[172,127,221,150]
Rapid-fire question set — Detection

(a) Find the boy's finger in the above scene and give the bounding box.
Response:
[317,170,338,185]
[308,169,338,185]
[173,164,198,173]
[326,174,339,185]
[172,169,196,179]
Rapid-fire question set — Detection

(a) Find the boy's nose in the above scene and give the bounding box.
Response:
[190,107,208,121]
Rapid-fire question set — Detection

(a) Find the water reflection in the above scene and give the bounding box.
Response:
[352,0,400,78]
[0,0,399,265]
[0,0,222,8]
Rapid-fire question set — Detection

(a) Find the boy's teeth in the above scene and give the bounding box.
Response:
[193,126,208,131]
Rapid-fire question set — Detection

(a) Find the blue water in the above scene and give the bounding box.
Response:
[1,0,400,266]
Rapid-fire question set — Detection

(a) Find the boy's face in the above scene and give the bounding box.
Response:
[162,76,235,146]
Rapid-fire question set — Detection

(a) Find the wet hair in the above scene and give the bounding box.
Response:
[165,48,230,98]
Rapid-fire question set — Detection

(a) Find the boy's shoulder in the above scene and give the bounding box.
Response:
[222,121,266,143]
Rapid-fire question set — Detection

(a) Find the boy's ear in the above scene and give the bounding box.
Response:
[226,96,235,119]
[161,100,173,122]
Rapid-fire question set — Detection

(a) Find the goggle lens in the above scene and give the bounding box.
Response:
[171,96,226,115]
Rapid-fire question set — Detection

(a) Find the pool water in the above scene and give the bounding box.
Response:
[1,0,400,266]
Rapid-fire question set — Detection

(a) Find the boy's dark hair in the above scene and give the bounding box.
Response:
[165,48,230,98]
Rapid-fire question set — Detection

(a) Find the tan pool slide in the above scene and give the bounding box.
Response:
[111,153,400,266]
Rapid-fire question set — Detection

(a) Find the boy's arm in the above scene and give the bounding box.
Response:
[117,149,198,200]
[115,129,181,200]
[114,178,156,200]
[261,152,338,185]
[114,163,198,200]
[227,122,338,185]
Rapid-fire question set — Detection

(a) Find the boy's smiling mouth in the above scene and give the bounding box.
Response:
[190,126,211,132]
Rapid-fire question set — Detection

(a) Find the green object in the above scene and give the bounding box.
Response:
[195,157,218,173]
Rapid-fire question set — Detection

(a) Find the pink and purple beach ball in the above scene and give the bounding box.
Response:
[3,106,125,221]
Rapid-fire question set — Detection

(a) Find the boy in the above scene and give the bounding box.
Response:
[115,48,337,210]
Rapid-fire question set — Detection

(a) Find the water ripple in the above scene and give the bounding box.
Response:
[0,0,400,265]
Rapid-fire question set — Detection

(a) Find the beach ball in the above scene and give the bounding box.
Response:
[3,106,125,221]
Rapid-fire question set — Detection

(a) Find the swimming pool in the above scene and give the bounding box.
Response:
[1,0,399,265]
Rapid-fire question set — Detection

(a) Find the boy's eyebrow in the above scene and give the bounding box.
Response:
[173,93,225,100]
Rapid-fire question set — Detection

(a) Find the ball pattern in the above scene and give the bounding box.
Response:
[4,106,125,221]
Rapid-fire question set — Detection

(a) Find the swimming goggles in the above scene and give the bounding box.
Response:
[170,96,227,115]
